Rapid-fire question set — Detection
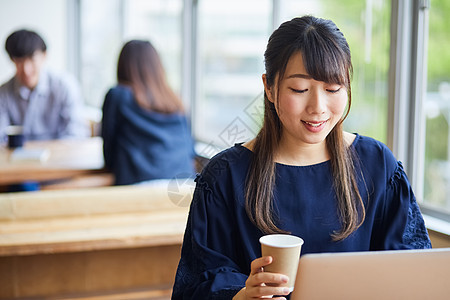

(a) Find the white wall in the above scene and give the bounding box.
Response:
[0,0,68,83]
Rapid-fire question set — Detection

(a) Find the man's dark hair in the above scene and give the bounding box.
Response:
[5,29,47,59]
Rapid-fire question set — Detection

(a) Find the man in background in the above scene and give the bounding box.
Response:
[0,29,89,142]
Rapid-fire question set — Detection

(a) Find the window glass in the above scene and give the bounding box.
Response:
[423,0,450,213]
[195,0,271,148]
[278,0,391,143]
[125,0,182,94]
[80,0,122,107]
[80,0,182,107]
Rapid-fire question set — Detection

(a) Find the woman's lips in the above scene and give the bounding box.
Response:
[302,120,328,132]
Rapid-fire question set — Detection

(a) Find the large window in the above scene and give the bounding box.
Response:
[78,0,390,149]
[1,0,449,225]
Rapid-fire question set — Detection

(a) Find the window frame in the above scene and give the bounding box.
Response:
[389,0,450,228]
[388,0,428,197]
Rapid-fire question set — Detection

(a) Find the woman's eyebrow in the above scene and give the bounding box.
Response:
[286,73,312,79]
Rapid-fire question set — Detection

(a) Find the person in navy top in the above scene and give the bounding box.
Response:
[101,40,195,185]
[172,16,431,299]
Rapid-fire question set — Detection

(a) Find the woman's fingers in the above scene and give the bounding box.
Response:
[250,256,272,275]
[246,271,289,289]
[246,256,290,299]
[244,281,291,299]
[245,256,291,299]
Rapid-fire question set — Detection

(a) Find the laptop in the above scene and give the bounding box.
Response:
[290,248,450,300]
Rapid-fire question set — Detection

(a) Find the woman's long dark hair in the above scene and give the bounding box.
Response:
[117,40,184,113]
[245,16,365,241]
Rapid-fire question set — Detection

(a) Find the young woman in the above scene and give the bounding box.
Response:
[172,16,431,299]
[101,40,195,185]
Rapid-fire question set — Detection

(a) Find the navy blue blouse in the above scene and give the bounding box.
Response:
[172,134,431,299]
[101,85,195,185]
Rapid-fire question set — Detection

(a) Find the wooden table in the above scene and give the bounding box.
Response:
[0,182,192,299]
[0,137,106,185]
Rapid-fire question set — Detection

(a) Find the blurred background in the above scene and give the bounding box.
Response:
[0,0,448,234]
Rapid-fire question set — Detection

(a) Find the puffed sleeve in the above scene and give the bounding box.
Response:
[382,161,432,249]
[172,174,248,299]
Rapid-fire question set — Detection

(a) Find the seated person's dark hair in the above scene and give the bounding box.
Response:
[5,29,47,59]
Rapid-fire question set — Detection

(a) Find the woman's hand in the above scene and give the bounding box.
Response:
[233,256,291,299]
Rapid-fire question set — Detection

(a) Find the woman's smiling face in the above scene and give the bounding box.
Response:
[264,51,348,148]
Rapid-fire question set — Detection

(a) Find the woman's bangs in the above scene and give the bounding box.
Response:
[301,36,348,86]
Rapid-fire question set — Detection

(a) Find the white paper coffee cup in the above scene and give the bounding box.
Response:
[260,234,304,292]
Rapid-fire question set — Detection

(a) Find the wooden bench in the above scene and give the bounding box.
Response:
[0,180,193,299]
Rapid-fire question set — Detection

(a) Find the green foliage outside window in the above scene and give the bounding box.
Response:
[320,0,391,143]
[423,0,450,209]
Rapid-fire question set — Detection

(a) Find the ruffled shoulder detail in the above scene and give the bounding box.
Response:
[191,173,213,206]
[388,160,406,186]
